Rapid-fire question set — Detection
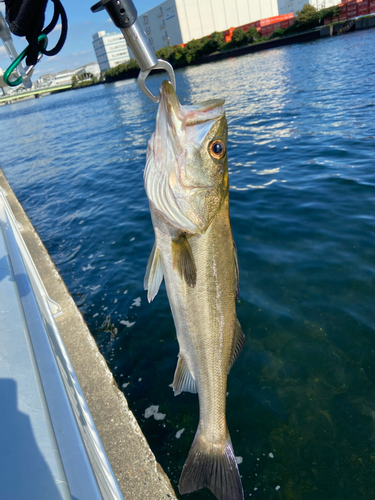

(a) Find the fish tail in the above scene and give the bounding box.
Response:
[178,427,244,500]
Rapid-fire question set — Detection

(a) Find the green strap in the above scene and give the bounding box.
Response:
[3,34,48,87]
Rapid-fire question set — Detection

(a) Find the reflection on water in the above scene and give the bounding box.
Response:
[1,29,375,500]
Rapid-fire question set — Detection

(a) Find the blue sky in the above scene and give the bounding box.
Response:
[0,0,161,77]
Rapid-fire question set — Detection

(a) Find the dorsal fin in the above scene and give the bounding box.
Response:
[229,320,245,371]
[171,233,196,288]
[144,242,164,303]
[173,354,197,396]
[234,241,240,300]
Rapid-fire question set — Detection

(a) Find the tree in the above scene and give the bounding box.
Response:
[269,28,286,39]
[155,46,174,61]
[231,28,248,47]
[168,45,187,67]
[246,27,261,43]
[295,4,318,23]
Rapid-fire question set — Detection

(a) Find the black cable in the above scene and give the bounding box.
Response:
[41,0,68,57]
[4,0,68,65]
[42,0,60,34]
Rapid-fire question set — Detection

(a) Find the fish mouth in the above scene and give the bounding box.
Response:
[160,80,181,117]
[160,80,225,126]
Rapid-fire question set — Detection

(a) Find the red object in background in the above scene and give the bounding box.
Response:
[339,12,348,19]
[206,11,295,43]
[332,15,340,21]
[324,17,332,25]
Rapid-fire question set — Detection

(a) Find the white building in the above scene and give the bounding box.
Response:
[54,69,76,86]
[135,0,340,53]
[92,31,130,73]
[36,63,101,88]
[37,73,56,87]
[75,62,101,79]
[278,0,338,14]
[136,0,280,53]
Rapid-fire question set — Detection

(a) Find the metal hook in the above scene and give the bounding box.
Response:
[138,59,176,103]
[3,34,48,87]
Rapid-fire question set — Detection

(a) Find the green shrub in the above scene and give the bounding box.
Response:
[246,27,261,43]
[168,45,187,67]
[231,28,248,47]
[269,28,286,39]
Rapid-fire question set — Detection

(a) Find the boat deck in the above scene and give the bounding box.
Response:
[0,170,176,500]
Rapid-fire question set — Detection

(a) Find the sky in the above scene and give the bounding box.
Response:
[0,0,161,77]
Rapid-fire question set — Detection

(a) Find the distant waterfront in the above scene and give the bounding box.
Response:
[1,28,375,499]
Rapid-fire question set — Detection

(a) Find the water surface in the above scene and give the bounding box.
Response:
[1,29,375,499]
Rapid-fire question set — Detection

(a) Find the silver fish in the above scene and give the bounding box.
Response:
[144,80,245,500]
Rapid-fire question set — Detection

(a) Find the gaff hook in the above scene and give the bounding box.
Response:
[91,0,176,102]
[138,59,176,103]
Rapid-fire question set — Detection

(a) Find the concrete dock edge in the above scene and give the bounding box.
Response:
[0,168,177,500]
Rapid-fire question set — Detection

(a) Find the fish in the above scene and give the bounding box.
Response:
[144,80,245,500]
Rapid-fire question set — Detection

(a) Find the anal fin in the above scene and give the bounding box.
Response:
[144,242,163,303]
[171,233,196,288]
[229,319,245,371]
[172,354,197,396]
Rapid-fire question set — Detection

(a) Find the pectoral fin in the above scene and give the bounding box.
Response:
[229,319,245,371]
[144,242,163,303]
[171,233,196,288]
[173,354,197,396]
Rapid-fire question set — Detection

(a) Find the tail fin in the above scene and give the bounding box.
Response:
[178,428,244,500]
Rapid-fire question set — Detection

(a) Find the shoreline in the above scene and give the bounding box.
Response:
[196,15,375,65]
[1,14,374,104]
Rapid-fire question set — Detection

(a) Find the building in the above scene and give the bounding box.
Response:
[134,0,340,54]
[136,0,182,53]
[92,31,130,73]
[278,0,338,14]
[54,69,76,86]
[36,63,101,88]
[75,62,101,79]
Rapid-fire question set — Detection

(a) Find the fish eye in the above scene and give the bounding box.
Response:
[209,139,226,160]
